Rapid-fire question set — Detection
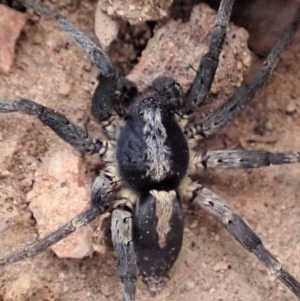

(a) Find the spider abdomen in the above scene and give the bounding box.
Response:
[116,95,189,192]
[133,190,184,291]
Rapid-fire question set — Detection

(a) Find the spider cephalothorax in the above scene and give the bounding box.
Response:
[1,1,300,301]
[117,88,189,191]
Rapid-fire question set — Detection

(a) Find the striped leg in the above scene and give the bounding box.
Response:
[189,149,300,174]
[184,0,235,112]
[0,172,113,266]
[185,5,300,139]
[192,186,300,299]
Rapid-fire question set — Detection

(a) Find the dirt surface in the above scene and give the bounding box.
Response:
[1,1,300,301]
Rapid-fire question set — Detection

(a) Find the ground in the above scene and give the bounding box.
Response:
[1,1,300,301]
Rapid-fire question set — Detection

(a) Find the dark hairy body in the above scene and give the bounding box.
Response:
[1,1,300,301]
[117,93,189,290]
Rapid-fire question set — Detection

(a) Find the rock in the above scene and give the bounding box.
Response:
[95,1,118,50]
[232,0,300,56]
[213,261,229,272]
[185,278,196,290]
[3,276,34,301]
[127,4,251,98]
[99,0,173,25]
[27,140,94,259]
[0,5,26,74]
[286,101,297,115]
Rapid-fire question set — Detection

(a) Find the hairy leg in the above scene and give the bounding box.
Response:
[111,208,137,301]
[0,172,113,266]
[93,77,138,140]
[21,0,133,123]
[22,0,114,76]
[185,5,300,139]
[0,98,104,155]
[192,186,300,298]
[183,0,235,112]
[189,149,300,173]
[0,207,100,266]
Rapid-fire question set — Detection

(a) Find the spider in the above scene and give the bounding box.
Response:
[1,0,300,300]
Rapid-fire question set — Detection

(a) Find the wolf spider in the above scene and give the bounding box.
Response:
[1,0,300,300]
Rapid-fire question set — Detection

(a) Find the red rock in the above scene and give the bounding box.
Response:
[99,0,173,25]
[127,4,251,99]
[95,1,118,50]
[27,140,94,259]
[0,5,26,74]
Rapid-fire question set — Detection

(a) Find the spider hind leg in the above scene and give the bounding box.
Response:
[189,149,300,172]
[111,208,137,301]
[192,186,300,299]
[0,172,113,266]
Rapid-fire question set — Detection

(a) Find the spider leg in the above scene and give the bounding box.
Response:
[21,0,114,76]
[189,149,300,173]
[0,206,100,266]
[0,98,105,155]
[192,186,300,299]
[112,208,137,301]
[22,0,126,122]
[183,0,235,112]
[185,5,300,139]
[0,172,113,266]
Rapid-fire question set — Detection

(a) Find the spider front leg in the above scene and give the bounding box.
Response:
[183,0,235,112]
[21,0,115,122]
[93,76,138,141]
[0,98,105,155]
[189,149,300,172]
[21,0,138,123]
[112,208,137,301]
[191,186,300,299]
[21,0,113,76]
[185,5,300,139]
[0,172,114,266]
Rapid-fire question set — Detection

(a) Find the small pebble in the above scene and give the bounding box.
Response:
[213,261,229,272]
[286,102,297,115]
[185,278,196,290]
[100,283,113,297]
[158,287,171,299]
[189,220,198,229]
